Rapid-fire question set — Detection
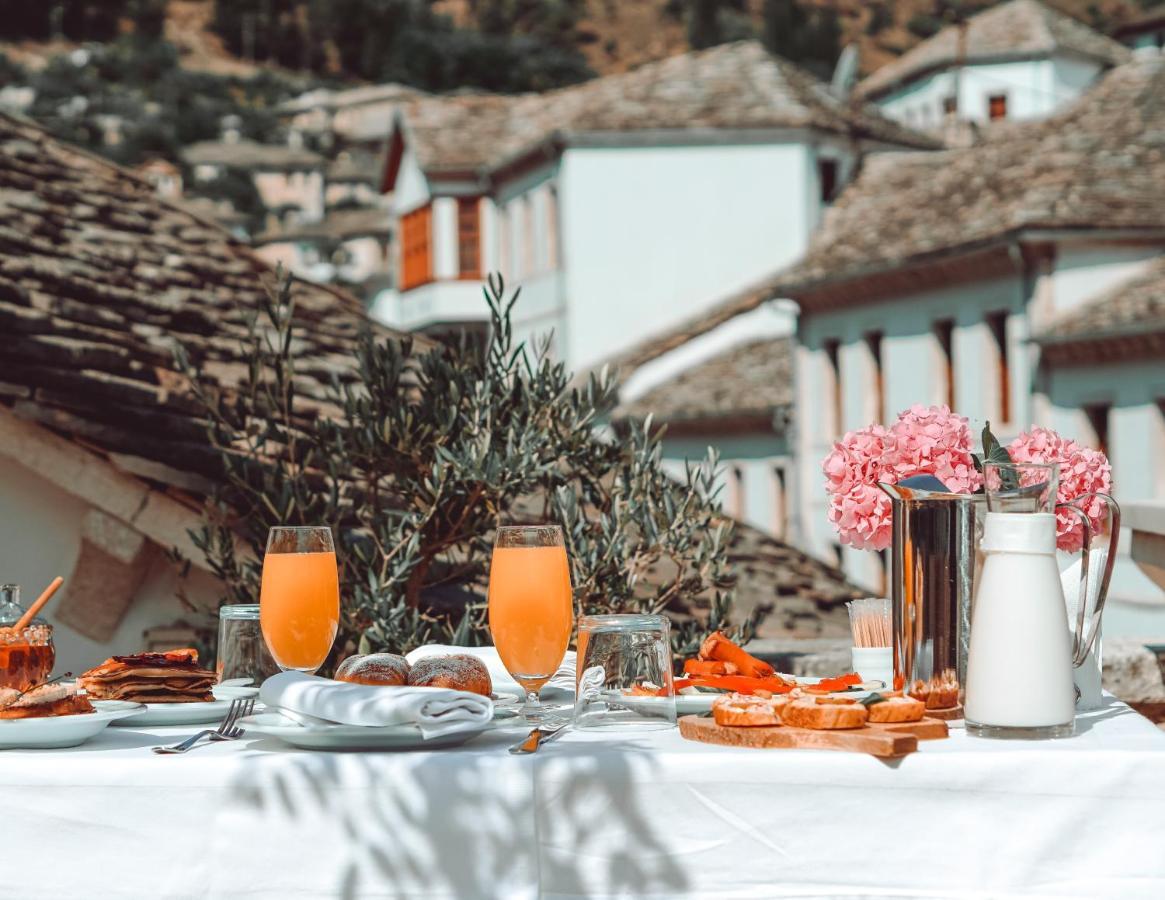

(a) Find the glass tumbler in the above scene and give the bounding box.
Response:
[574,614,675,731]
[217,604,280,686]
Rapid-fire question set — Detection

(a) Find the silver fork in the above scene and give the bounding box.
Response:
[152,697,255,755]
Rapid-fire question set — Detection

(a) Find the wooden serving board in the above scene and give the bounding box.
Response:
[678,714,948,758]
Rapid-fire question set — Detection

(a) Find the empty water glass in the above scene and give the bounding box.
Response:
[217,604,279,686]
[574,614,675,730]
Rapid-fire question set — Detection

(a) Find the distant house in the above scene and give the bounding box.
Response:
[253,206,393,298]
[855,0,1129,131]
[134,157,183,200]
[277,83,426,152]
[378,40,937,369]
[181,127,327,229]
[1113,4,1165,51]
[774,56,1165,631]
[614,329,796,543]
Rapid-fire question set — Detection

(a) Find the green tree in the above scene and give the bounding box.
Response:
[762,0,841,81]
[176,275,752,664]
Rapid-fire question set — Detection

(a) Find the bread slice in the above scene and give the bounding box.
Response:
[712,693,786,727]
[781,696,868,730]
[866,695,925,724]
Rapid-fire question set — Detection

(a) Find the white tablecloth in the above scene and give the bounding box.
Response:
[4,699,1165,899]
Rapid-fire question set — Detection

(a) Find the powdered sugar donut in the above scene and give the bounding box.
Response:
[335,653,411,686]
[407,654,492,696]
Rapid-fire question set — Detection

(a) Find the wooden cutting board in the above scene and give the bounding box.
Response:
[678,714,948,758]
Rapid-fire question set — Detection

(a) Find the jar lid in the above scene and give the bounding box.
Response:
[0,584,49,627]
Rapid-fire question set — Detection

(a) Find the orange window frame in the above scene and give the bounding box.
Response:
[457,197,482,279]
[400,205,432,291]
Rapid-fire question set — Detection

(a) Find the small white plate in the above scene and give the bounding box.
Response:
[0,700,146,749]
[239,711,489,751]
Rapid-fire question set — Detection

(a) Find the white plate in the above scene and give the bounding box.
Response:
[0,700,146,749]
[239,711,489,751]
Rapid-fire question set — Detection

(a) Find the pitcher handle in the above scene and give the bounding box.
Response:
[1065,493,1120,667]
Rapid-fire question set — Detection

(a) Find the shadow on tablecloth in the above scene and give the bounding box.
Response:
[208,727,688,899]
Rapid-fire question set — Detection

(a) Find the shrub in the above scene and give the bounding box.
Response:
[176,274,753,666]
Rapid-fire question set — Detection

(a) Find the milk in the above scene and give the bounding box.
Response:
[965,512,1076,735]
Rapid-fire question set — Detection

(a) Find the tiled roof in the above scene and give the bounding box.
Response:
[181,138,324,172]
[328,147,382,183]
[278,83,424,116]
[399,41,939,176]
[617,337,792,426]
[0,111,406,494]
[857,0,1130,99]
[774,55,1165,299]
[1040,255,1165,344]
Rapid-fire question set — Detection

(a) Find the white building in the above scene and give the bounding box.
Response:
[855,0,1129,132]
[377,40,937,370]
[770,56,1164,634]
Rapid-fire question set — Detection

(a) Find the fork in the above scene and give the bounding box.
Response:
[152,697,255,755]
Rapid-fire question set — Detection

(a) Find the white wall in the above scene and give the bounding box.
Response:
[559,142,821,370]
[876,56,1102,128]
[0,456,223,675]
[393,146,431,215]
[1048,246,1160,320]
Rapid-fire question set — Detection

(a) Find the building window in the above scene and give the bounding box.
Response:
[819,158,839,203]
[986,311,1011,423]
[729,466,745,520]
[457,197,481,279]
[942,95,958,116]
[988,94,1008,121]
[823,338,843,438]
[1084,404,1111,458]
[864,330,884,424]
[400,204,432,291]
[546,186,560,271]
[498,203,511,278]
[772,465,787,540]
[934,318,955,409]
[522,195,535,276]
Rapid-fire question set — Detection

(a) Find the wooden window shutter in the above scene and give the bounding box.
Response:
[400,205,432,291]
[457,198,481,279]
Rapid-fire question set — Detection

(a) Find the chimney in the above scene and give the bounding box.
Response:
[221,114,242,144]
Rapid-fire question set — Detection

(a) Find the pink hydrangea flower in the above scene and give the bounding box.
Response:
[885,405,983,495]
[823,406,981,552]
[822,424,894,551]
[1007,427,1113,553]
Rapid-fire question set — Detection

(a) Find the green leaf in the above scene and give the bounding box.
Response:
[859,693,888,707]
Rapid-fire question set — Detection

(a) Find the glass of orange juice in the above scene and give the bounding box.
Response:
[259,526,340,675]
[488,525,573,722]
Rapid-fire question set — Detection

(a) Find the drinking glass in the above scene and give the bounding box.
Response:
[259,527,340,674]
[217,604,280,685]
[488,525,573,723]
[574,614,675,731]
[984,462,1059,514]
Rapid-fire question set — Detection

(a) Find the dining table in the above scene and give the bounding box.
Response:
[4,696,1165,899]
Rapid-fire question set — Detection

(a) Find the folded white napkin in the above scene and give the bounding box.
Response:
[260,671,493,739]
[404,645,577,701]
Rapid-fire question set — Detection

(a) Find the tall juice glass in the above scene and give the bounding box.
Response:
[259,526,340,674]
[488,525,573,722]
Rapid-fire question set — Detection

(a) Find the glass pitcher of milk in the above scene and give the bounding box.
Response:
[965,462,1118,739]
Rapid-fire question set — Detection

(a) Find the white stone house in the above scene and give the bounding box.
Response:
[855,0,1129,132]
[376,40,937,370]
[709,56,1165,634]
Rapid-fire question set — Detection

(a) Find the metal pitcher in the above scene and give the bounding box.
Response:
[877,482,985,693]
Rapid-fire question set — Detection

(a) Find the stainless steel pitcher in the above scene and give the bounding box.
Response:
[877,482,985,693]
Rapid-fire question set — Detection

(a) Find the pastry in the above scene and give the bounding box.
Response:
[909,670,959,710]
[781,696,868,730]
[78,649,216,703]
[407,654,492,696]
[866,694,925,724]
[335,653,411,686]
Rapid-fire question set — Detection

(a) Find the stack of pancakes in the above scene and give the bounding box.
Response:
[79,649,216,703]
